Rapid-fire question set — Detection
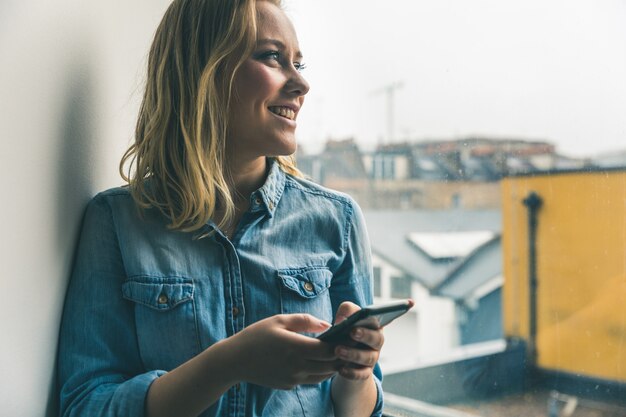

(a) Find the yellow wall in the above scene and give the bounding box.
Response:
[502,171,626,383]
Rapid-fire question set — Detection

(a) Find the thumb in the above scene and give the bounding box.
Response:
[280,313,331,333]
[335,301,360,324]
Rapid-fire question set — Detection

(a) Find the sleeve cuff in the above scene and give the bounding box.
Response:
[110,370,168,415]
[65,370,168,417]
[371,371,384,417]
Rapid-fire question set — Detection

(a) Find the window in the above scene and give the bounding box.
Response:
[372,155,396,180]
[373,266,382,297]
[287,0,626,415]
[390,275,411,299]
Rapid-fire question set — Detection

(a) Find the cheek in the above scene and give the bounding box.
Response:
[236,65,282,104]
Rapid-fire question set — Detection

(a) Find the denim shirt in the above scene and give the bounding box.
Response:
[57,159,384,417]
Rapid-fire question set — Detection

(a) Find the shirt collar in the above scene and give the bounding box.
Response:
[249,158,285,218]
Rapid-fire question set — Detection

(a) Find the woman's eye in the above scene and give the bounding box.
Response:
[259,50,280,62]
[257,50,306,72]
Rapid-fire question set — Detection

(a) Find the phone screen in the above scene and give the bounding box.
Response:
[317,299,414,345]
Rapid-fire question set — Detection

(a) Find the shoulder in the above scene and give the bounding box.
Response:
[83,186,143,228]
[281,174,366,240]
[283,174,357,211]
[83,186,173,242]
[92,186,132,201]
[87,186,134,213]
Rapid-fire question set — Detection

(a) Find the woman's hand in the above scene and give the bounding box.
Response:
[229,314,341,389]
[329,301,383,416]
[146,314,338,417]
[333,301,384,380]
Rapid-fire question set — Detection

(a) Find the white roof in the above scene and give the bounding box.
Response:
[406,230,496,259]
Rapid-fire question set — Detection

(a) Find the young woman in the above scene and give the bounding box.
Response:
[57,1,385,416]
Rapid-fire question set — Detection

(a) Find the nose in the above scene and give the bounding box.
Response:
[286,68,310,97]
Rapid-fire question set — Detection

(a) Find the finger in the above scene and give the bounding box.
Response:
[334,301,360,324]
[280,331,338,361]
[351,327,384,350]
[302,358,343,375]
[304,345,339,361]
[338,365,372,381]
[279,313,331,333]
[303,372,337,385]
[335,345,379,368]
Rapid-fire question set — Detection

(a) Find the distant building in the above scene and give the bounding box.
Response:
[363,209,503,371]
[382,169,626,416]
[298,136,590,211]
[433,236,503,345]
[297,138,371,204]
[379,137,587,181]
[592,149,626,168]
[297,137,366,184]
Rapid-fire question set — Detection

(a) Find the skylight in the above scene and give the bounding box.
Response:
[407,231,496,259]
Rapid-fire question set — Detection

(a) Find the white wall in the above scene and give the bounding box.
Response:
[372,253,458,372]
[0,2,169,415]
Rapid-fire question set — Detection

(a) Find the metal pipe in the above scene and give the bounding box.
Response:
[523,191,543,366]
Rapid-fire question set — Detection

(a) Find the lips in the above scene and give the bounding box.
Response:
[268,106,296,121]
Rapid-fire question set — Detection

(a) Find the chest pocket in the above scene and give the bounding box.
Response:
[276,267,333,329]
[122,277,200,371]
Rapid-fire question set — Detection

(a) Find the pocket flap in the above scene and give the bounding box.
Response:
[122,278,194,311]
[277,267,332,299]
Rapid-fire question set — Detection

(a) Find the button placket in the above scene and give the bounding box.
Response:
[220,239,246,415]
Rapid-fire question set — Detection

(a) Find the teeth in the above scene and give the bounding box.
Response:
[269,106,295,120]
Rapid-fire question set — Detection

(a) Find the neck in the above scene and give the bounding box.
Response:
[227,156,268,203]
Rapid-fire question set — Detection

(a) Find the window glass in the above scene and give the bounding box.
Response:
[373,266,382,298]
[390,275,411,299]
[286,0,626,415]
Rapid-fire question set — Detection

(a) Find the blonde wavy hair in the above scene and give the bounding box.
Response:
[120,0,303,234]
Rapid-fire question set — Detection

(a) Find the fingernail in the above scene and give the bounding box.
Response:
[320,320,331,329]
[352,328,363,340]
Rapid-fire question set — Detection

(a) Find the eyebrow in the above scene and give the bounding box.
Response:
[257,38,303,59]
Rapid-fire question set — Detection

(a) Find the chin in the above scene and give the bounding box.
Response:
[269,137,298,156]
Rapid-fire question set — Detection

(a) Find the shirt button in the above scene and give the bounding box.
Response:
[232,307,239,317]
[268,202,274,210]
[303,282,314,292]
[254,197,262,205]
[157,294,168,304]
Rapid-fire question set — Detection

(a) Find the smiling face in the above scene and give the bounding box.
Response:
[227,1,310,166]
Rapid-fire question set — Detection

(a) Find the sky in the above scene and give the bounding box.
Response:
[282,0,626,158]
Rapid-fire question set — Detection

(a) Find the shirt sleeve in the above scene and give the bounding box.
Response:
[330,198,384,417]
[57,195,166,417]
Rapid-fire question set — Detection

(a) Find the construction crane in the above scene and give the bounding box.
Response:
[370,81,403,145]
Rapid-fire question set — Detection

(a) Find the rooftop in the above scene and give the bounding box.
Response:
[364,209,501,289]
[406,230,496,260]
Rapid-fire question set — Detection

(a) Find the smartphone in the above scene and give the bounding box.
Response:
[317,299,414,346]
